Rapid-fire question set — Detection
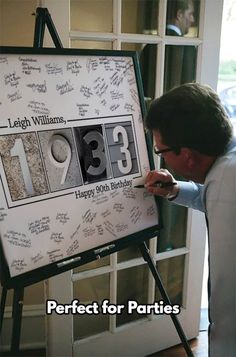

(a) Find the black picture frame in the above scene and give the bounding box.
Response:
[0,46,160,289]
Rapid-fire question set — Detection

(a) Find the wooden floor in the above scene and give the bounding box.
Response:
[2,309,209,357]
[2,331,208,357]
[150,331,208,356]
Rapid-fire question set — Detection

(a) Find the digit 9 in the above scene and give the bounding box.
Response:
[47,134,72,185]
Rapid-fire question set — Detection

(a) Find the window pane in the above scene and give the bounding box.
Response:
[164,45,197,92]
[0,0,37,46]
[157,199,188,253]
[162,45,196,254]
[70,0,113,32]
[121,43,143,51]
[117,245,141,262]
[71,40,113,50]
[121,43,157,100]
[139,44,158,100]
[116,265,149,326]
[73,274,109,339]
[117,239,152,263]
[166,0,200,38]
[5,281,44,306]
[121,0,159,35]
[155,255,185,305]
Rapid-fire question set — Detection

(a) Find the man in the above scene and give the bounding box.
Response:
[165,0,197,91]
[166,0,195,36]
[145,82,236,356]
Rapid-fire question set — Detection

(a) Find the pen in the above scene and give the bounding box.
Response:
[134,182,177,189]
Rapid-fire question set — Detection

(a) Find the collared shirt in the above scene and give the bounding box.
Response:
[173,137,236,211]
[172,137,236,356]
[166,24,182,36]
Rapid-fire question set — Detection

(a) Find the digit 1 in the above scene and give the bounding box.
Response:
[113,125,132,174]
[10,138,35,195]
[47,134,72,185]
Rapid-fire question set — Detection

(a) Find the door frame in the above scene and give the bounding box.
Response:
[44,0,224,356]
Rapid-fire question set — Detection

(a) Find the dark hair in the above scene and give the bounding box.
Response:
[145,83,233,156]
[166,0,193,21]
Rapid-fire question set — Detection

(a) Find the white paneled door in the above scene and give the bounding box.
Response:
[44,0,223,355]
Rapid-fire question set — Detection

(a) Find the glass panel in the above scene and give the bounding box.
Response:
[121,42,157,100]
[161,42,196,254]
[71,40,113,50]
[73,255,110,273]
[155,255,185,305]
[73,274,109,339]
[164,45,197,92]
[166,0,200,38]
[5,281,44,306]
[117,245,141,262]
[0,0,37,46]
[121,0,159,35]
[139,44,157,100]
[157,198,188,253]
[70,0,113,32]
[117,239,152,263]
[158,161,188,254]
[121,43,143,51]
[116,264,149,326]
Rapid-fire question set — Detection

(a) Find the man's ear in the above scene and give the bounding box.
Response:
[176,9,184,21]
[181,148,197,169]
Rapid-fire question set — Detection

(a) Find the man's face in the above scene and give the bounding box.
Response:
[153,130,195,180]
[178,2,195,35]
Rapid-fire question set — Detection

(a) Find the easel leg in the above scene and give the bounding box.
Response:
[11,287,24,354]
[139,242,194,357]
[33,7,46,48]
[0,286,7,334]
[33,7,63,48]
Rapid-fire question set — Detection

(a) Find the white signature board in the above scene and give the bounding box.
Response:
[0,48,159,279]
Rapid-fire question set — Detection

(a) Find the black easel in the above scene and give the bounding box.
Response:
[0,8,193,357]
[0,7,63,355]
[0,258,25,355]
[33,7,63,49]
[139,242,193,356]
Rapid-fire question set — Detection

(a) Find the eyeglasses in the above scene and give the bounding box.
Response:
[154,146,176,156]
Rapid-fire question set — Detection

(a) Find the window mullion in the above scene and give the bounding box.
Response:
[155,42,165,97]
[109,251,118,332]
[113,0,121,35]
[148,238,157,308]
[158,0,167,37]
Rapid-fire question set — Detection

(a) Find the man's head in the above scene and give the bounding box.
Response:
[145,83,233,182]
[167,0,195,35]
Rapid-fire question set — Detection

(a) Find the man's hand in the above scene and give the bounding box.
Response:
[145,169,179,199]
